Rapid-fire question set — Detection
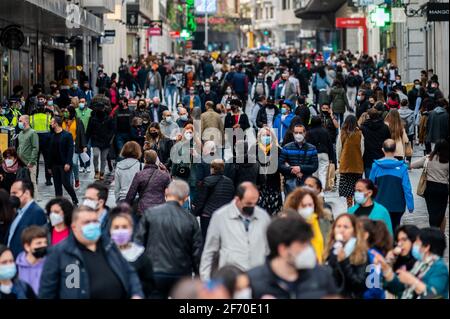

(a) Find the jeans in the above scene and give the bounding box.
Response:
[336,113,345,127]
[314,153,329,189]
[389,212,404,232]
[51,165,78,204]
[115,133,131,158]
[165,86,178,114]
[72,152,79,182]
[152,273,187,299]
[36,133,52,183]
[200,216,211,244]
[147,87,159,99]
[364,167,372,179]
[93,147,109,173]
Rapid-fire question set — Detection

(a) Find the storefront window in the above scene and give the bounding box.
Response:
[1,49,9,100]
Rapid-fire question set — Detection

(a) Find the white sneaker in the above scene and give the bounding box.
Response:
[86,167,91,173]
[79,168,86,173]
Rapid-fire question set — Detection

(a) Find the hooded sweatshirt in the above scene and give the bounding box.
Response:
[369,158,414,213]
[361,118,391,168]
[16,252,46,295]
[426,106,449,143]
[114,158,142,202]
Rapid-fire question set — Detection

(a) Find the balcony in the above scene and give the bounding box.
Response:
[83,0,115,14]
[294,0,346,20]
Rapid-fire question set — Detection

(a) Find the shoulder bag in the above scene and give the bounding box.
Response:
[416,157,429,197]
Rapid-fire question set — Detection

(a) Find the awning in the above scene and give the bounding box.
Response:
[0,0,103,37]
[295,0,346,20]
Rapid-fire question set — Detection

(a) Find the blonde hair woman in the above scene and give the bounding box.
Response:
[384,109,409,160]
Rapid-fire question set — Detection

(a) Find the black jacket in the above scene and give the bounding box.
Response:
[130,252,155,298]
[356,99,369,120]
[224,113,250,131]
[200,91,219,112]
[39,234,144,299]
[247,260,338,299]
[225,161,260,188]
[85,112,115,150]
[306,125,333,158]
[326,254,368,299]
[256,106,280,128]
[192,174,235,217]
[294,105,311,128]
[255,145,281,191]
[48,130,74,167]
[134,201,203,275]
[361,118,391,168]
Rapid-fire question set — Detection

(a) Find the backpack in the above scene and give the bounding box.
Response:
[255,81,266,96]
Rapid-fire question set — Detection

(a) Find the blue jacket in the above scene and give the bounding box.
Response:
[273,112,295,143]
[278,142,318,183]
[6,201,48,258]
[182,95,201,110]
[231,72,248,95]
[369,158,414,213]
[385,257,449,299]
[348,201,393,235]
[312,74,330,91]
[68,88,86,99]
[39,234,144,299]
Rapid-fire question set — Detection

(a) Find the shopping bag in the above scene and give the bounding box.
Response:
[325,163,336,191]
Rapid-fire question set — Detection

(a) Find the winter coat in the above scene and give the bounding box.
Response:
[273,113,295,143]
[369,158,414,213]
[348,201,393,235]
[85,112,114,150]
[134,201,203,275]
[398,107,415,136]
[125,164,171,215]
[256,106,280,128]
[361,118,391,169]
[39,234,144,299]
[306,125,333,158]
[330,87,349,114]
[114,158,142,202]
[192,173,235,218]
[278,142,319,183]
[426,106,449,143]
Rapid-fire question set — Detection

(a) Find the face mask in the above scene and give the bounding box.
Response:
[204,87,210,92]
[354,191,368,205]
[73,84,78,89]
[295,245,317,270]
[298,206,314,220]
[226,89,232,94]
[396,80,401,84]
[184,132,193,140]
[63,111,70,118]
[281,107,287,115]
[4,159,14,167]
[242,206,255,216]
[81,222,101,242]
[149,132,159,138]
[233,287,252,299]
[0,263,17,280]
[294,133,305,143]
[344,237,357,258]
[18,122,25,130]
[79,103,85,109]
[49,212,64,226]
[261,136,271,146]
[180,114,188,121]
[82,199,98,211]
[47,101,54,106]
[0,283,13,294]
[415,85,421,90]
[411,244,423,261]
[111,229,132,246]
[55,94,60,98]
[31,246,48,259]
[165,116,172,123]
[357,96,363,102]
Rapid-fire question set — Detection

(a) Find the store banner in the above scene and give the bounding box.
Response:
[427,2,449,22]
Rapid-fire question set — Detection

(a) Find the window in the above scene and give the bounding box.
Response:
[270,6,274,18]
[282,0,287,10]
[265,7,268,19]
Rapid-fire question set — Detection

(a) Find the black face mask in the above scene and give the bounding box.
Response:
[242,206,255,216]
[149,132,159,138]
[267,104,274,109]
[32,246,48,259]
[9,196,20,209]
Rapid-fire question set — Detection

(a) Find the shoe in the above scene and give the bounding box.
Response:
[99,173,105,181]
[86,167,91,173]
[94,171,100,180]
[79,167,86,173]
[74,180,80,189]
[45,180,53,186]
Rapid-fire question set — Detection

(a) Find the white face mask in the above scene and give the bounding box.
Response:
[0,283,13,294]
[49,212,64,226]
[294,245,317,270]
[184,132,193,140]
[4,159,14,167]
[82,199,98,211]
[298,206,314,220]
[294,133,305,143]
[233,287,252,299]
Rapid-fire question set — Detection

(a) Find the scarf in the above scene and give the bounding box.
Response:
[1,159,19,174]
[258,142,271,156]
[401,254,440,299]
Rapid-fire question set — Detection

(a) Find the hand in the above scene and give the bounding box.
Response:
[0,174,3,182]
[64,164,71,172]
[337,247,346,262]
[233,124,240,129]
[373,251,390,273]
[291,166,301,175]
[27,164,34,169]
[396,268,417,286]
[47,169,52,175]
[131,295,143,299]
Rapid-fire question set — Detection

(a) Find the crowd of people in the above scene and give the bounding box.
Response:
[0,48,448,299]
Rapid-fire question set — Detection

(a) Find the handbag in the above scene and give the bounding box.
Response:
[173,163,191,179]
[405,142,413,157]
[416,157,429,197]
[325,163,336,191]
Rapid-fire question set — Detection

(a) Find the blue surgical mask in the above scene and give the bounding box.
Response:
[354,191,367,205]
[18,122,25,130]
[281,107,287,115]
[47,101,54,106]
[73,83,78,89]
[81,222,101,241]
[0,263,17,280]
[344,237,357,258]
[411,244,423,261]
[79,103,85,109]
[261,135,271,146]
[180,114,188,121]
